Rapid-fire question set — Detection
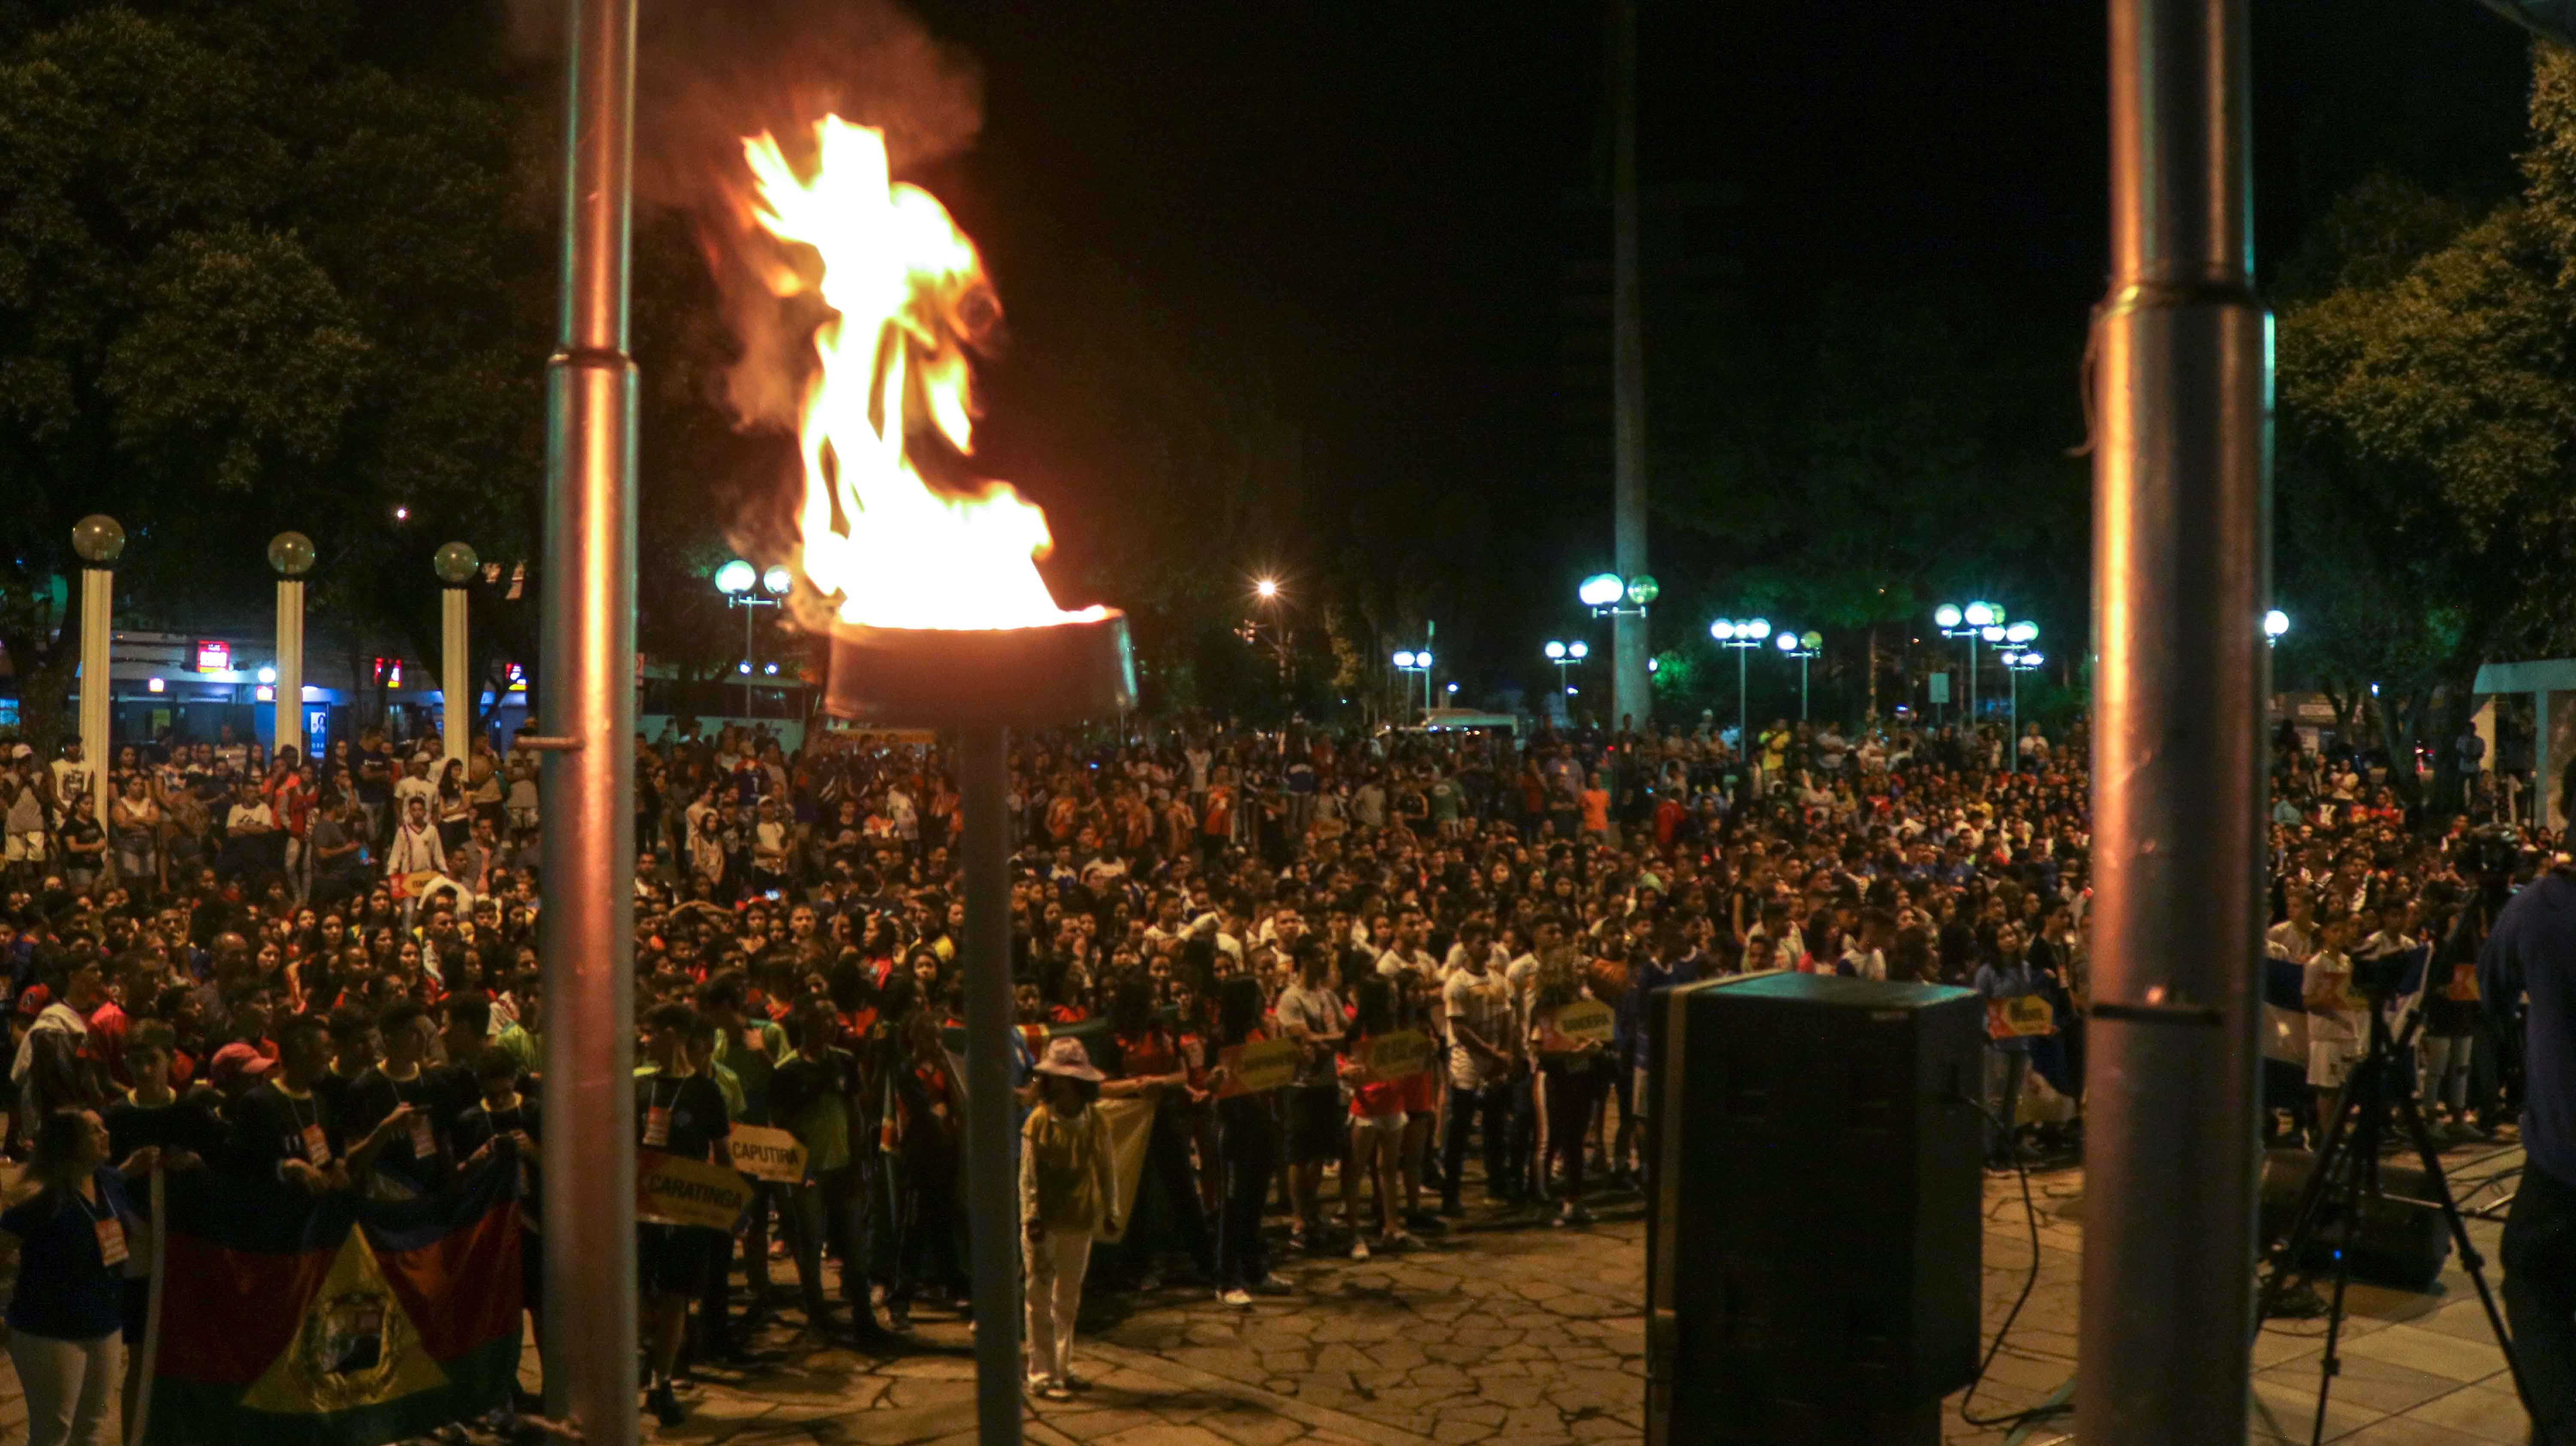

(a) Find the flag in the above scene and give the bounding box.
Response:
[148,1161,523,1446]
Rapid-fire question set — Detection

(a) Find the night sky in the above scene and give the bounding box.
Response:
[781,2,2530,690]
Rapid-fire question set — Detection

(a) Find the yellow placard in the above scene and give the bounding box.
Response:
[1555,1001,1615,1045]
[1987,995,2056,1039]
[636,1150,753,1229]
[1216,1039,1299,1097]
[1366,1030,1434,1080]
[726,1124,808,1184]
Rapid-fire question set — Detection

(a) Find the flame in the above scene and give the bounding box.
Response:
[739,115,1097,631]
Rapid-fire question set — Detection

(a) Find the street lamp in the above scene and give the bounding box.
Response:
[1937,599,2007,726]
[2264,609,2290,648]
[1543,639,1591,711]
[1242,579,1292,679]
[1774,628,1822,720]
[1709,616,1771,744]
[1392,648,1434,717]
[716,559,788,718]
[2000,635,2045,770]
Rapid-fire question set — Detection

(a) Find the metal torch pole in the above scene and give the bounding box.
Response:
[276,579,304,765]
[537,0,640,1434]
[80,567,112,840]
[442,585,471,771]
[2078,0,2267,1440]
[958,725,1022,1446]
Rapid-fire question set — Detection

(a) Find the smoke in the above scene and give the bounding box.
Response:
[512,0,984,429]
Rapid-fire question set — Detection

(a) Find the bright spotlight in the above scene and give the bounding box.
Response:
[714,560,756,596]
[1577,573,1626,608]
[1774,632,1798,653]
[1392,651,1416,669]
[1934,604,1963,629]
[1965,601,1998,627]
[1545,641,1567,661]
[1567,641,1589,660]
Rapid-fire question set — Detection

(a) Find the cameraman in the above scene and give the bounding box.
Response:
[2478,857,2576,1442]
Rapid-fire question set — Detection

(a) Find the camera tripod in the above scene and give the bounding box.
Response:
[2255,998,2548,1446]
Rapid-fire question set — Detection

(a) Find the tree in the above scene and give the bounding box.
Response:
[0,0,550,750]
[2276,47,2576,820]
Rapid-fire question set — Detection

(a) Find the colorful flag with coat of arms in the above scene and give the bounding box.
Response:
[146,1160,523,1446]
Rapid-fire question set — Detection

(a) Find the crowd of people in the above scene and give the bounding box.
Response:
[0,702,2556,1440]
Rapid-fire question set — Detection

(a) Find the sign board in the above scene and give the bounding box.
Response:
[726,1124,808,1184]
[1928,672,1951,705]
[1987,995,2056,1039]
[1215,1038,1298,1097]
[636,1150,753,1229]
[1365,1030,1434,1080]
[1555,1001,1615,1045]
[193,639,232,673]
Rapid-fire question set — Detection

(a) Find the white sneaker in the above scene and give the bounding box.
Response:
[1219,1287,1253,1307]
[1349,1237,1371,1261]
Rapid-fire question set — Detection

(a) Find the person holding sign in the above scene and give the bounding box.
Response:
[1208,977,1291,1307]
[1975,923,2047,1167]
[1021,1039,1118,1402]
[636,1002,732,1428]
[1337,977,1413,1258]
[0,1109,158,1446]
[1528,956,1612,1227]
[2303,915,2367,1139]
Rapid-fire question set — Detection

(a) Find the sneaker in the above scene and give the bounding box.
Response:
[1219,1287,1253,1307]
[1349,1237,1371,1261]
[1248,1274,1294,1296]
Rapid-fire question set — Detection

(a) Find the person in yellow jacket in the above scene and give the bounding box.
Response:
[1021,1037,1118,1401]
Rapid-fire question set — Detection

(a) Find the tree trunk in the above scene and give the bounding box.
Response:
[2375,687,2430,814]
[2425,677,2478,825]
[4,578,83,758]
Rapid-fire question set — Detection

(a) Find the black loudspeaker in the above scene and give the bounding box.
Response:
[2260,1148,2454,1291]
[1645,973,1987,1446]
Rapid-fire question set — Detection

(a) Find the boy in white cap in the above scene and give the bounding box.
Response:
[1022,1037,1118,1400]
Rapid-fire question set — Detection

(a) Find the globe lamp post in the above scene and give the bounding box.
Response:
[1708,617,1771,746]
[434,542,480,769]
[270,532,315,765]
[70,515,123,847]
[1774,628,1823,720]
[715,559,790,719]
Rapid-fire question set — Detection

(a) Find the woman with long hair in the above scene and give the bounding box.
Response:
[433,760,474,854]
[1528,951,1610,1228]
[0,1110,160,1446]
[1209,975,1288,1306]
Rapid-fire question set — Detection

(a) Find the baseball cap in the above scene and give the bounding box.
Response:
[14,984,49,1017]
[210,1042,275,1086]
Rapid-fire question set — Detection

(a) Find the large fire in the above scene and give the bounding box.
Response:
[738,115,1099,631]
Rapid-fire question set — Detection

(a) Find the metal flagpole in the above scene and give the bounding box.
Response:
[2077,0,2268,1440]
[533,0,639,1435]
[957,726,1022,1446]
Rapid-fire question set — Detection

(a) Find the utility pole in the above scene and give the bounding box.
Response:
[2078,0,2267,1441]
[1609,0,1651,735]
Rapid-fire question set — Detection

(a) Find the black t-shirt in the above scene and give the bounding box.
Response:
[453,1094,542,1215]
[225,1080,344,1174]
[104,1093,227,1163]
[343,1066,449,1188]
[635,1071,730,1162]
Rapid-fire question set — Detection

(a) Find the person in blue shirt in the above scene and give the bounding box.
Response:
[1,1109,161,1446]
[2479,863,2576,1444]
[1974,923,2044,1167]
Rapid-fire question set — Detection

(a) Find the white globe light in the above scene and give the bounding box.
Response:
[2024,652,2045,667]
[256,665,276,684]
[1545,641,1567,660]
[1745,617,1771,640]
[1578,573,1626,608]
[1774,632,1798,653]
[1416,651,1433,668]
[763,662,780,676]
[2264,608,2290,638]
[1392,650,1416,669]
[1710,620,1735,641]
[2006,620,2038,644]
[1567,641,1589,660]
[1999,651,2020,667]
[737,661,753,674]
[1446,682,1459,694]
[1965,601,1998,627]
[714,560,756,595]
[1648,657,1660,673]
[1980,625,2006,643]
[1934,604,1964,629]
[761,565,792,596]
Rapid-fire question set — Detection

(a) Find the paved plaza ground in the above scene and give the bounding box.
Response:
[0,1146,2546,1445]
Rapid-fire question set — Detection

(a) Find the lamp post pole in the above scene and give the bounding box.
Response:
[535,0,639,1436]
[71,516,122,848]
[437,544,478,770]
[2078,0,2266,1439]
[270,534,313,766]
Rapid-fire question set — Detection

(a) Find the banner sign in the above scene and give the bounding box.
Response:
[1555,1001,1615,1045]
[1215,1039,1298,1097]
[1094,1097,1158,1244]
[1987,995,2056,1039]
[1366,1030,1434,1079]
[726,1124,808,1184]
[636,1151,753,1230]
